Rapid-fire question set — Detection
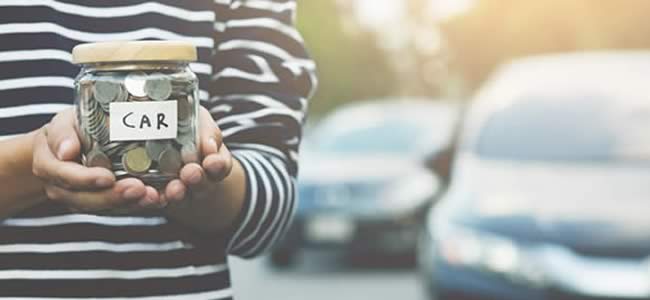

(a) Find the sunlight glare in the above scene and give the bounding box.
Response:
[353,0,405,30]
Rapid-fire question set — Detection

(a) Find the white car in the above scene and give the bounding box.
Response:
[418,51,650,300]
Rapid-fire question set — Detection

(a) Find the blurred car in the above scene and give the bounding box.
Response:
[271,99,460,267]
[418,52,650,300]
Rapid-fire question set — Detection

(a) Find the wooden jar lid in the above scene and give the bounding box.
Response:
[72,41,197,64]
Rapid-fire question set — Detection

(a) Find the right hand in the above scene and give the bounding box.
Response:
[32,109,161,212]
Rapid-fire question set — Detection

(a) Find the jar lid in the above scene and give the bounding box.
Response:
[72,41,197,64]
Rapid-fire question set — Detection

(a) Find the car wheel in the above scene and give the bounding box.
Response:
[269,248,296,268]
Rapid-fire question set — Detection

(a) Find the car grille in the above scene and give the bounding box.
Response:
[298,183,382,212]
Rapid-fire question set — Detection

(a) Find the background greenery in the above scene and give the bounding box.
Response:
[296,0,650,117]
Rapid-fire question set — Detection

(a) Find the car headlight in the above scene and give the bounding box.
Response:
[380,170,439,214]
[432,222,546,288]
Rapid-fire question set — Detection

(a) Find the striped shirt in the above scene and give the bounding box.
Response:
[0,0,316,299]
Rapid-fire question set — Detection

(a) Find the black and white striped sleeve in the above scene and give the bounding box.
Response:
[208,0,317,259]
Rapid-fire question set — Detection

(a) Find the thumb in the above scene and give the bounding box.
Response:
[47,109,82,161]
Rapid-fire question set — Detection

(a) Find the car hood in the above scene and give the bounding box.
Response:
[456,157,650,257]
[299,154,424,184]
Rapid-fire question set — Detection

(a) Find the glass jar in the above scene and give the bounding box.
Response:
[72,41,200,189]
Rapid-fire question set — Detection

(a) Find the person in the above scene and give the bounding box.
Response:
[0,0,316,299]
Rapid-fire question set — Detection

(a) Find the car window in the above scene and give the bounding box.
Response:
[316,121,430,155]
[474,94,650,162]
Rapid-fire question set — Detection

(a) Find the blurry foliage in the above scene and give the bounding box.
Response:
[296,1,396,118]
[295,0,650,116]
[441,0,650,92]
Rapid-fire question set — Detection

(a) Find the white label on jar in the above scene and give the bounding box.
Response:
[109,101,178,141]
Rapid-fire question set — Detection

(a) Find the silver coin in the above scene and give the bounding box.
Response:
[112,161,124,170]
[145,140,170,162]
[158,148,183,175]
[176,131,194,145]
[144,73,172,101]
[86,149,112,170]
[93,81,121,104]
[124,71,148,98]
[77,109,94,152]
[114,83,129,102]
[87,112,109,144]
[103,141,139,157]
[177,96,192,121]
[80,133,94,153]
[86,111,107,143]
[114,170,129,177]
[79,82,94,104]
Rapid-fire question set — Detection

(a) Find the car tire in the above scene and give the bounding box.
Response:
[269,248,296,268]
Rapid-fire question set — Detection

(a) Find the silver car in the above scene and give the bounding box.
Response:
[418,52,650,300]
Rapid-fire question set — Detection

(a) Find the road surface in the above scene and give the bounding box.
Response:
[231,251,428,300]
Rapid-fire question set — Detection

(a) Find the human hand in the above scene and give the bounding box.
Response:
[32,108,160,212]
[158,106,234,206]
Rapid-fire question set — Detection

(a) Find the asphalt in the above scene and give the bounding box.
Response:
[231,251,428,300]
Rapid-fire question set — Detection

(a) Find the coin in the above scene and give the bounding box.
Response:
[104,141,139,157]
[86,108,109,143]
[93,81,121,105]
[180,142,199,164]
[114,83,129,102]
[177,96,192,121]
[86,149,112,170]
[145,140,170,162]
[123,147,152,174]
[79,81,94,103]
[158,148,182,175]
[141,172,175,190]
[176,130,194,146]
[78,124,93,152]
[144,73,172,101]
[124,71,148,98]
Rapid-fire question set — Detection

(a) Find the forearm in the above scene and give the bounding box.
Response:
[0,130,47,219]
[165,159,246,234]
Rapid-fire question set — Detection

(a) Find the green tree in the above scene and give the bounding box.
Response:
[297,1,396,118]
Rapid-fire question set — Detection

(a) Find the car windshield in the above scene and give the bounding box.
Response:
[475,94,650,162]
[315,120,431,156]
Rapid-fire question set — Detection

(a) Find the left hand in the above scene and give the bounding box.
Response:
[153,107,234,207]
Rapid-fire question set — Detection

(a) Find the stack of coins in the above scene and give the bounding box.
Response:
[78,70,198,189]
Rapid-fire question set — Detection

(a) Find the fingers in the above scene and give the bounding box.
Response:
[33,128,115,190]
[44,178,147,212]
[199,107,222,156]
[163,179,186,203]
[45,109,81,161]
[105,187,163,215]
[203,146,233,181]
[180,163,208,188]
[179,162,216,202]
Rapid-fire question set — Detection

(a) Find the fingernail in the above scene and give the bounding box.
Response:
[138,197,153,207]
[57,139,73,160]
[123,188,143,200]
[208,137,219,152]
[187,170,202,185]
[95,177,113,188]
